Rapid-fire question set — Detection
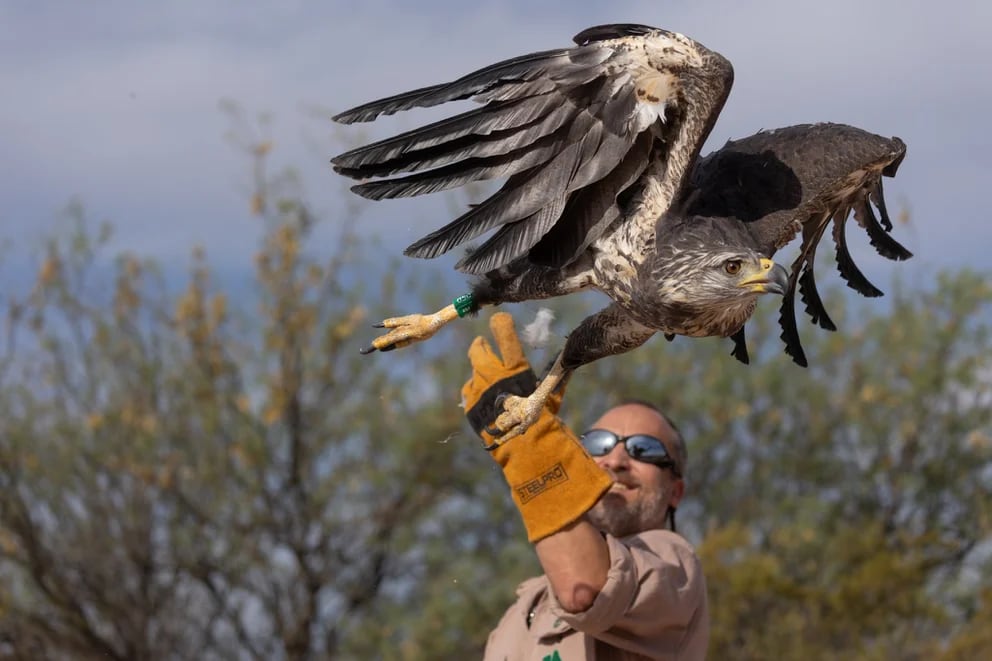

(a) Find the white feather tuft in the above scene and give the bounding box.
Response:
[522,308,556,348]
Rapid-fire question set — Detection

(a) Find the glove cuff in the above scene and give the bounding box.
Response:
[492,411,613,542]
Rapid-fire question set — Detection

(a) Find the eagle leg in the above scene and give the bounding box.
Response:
[359,303,463,354]
[485,354,569,443]
[485,302,655,442]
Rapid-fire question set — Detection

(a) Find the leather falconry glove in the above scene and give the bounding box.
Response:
[462,312,612,542]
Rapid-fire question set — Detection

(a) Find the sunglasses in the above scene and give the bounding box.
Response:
[579,429,680,475]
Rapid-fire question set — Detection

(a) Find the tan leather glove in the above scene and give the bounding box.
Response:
[462,313,612,542]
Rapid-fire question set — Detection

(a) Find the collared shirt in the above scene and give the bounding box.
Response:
[483,530,708,660]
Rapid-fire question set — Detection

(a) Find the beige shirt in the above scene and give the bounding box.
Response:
[484,530,708,661]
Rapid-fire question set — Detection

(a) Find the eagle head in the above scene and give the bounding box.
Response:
[638,217,789,337]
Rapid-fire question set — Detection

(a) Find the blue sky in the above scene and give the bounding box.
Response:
[2,0,990,292]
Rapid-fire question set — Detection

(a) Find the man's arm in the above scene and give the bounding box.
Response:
[461,313,615,612]
[535,518,610,612]
[549,530,709,659]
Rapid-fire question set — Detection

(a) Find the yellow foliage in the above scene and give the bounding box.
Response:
[0,531,19,555]
[234,394,251,413]
[140,414,158,434]
[114,285,141,316]
[262,403,282,426]
[262,382,285,425]
[275,224,299,266]
[966,429,991,450]
[117,405,159,434]
[228,442,257,468]
[175,284,204,326]
[699,519,961,659]
[114,258,142,317]
[766,407,783,425]
[210,293,228,328]
[306,263,324,284]
[85,413,104,430]
[123,255,141,279]
[292,304,316,334]
[37,254,62,288]
[156,467,175,490]
[126,462,154,485]
[332,305,367,340]
[250,193,265,215]
[937,588,992,659]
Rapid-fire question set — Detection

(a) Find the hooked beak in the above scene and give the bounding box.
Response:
[738,258,789,296]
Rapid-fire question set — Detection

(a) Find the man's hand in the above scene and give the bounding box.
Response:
[462,313,612,542]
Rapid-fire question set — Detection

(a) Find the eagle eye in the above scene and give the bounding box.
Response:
[723,259,743,275]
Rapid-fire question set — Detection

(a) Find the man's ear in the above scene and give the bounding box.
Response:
[669,478,686,508]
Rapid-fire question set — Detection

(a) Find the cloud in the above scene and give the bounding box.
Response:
[1,0,989,278]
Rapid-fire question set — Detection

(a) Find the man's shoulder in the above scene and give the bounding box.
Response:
[623,528,699,557]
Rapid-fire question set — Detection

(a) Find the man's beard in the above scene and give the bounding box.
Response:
[587,482,671,538]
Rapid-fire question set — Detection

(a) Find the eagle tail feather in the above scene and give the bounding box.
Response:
[798,264,837,331]
[854,194,913,262]
[831,208,884,298]
[778,285,809,368]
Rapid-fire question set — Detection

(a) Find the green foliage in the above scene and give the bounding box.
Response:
[1,134,989,659]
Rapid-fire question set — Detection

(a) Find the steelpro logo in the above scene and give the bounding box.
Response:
[514,462,569,504]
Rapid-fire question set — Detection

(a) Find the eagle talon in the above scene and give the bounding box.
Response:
[359,344,377,355]
[487,393,544,444]
[362,305,461,357]
[483,393,535,443]
[481,393,513,437]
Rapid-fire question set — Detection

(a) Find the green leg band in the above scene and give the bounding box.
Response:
[453,293,475,318]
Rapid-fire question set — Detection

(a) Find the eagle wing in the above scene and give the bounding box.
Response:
[686,122,909,366]
[332,24,733,274]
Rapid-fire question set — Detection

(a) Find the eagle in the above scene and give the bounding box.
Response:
[331,23,910,442]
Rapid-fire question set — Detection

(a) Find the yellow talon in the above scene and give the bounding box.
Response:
[486,357,569,443]
[361,304,460,354]
[490,393,546,442]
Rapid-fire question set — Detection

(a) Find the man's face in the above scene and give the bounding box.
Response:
[585,403,685,538]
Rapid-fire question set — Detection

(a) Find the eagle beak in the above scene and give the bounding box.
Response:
[738,258,789,295]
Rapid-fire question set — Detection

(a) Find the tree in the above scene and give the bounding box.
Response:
[0,142,537,658]
[563,270,992,659]
[1,129,989,659]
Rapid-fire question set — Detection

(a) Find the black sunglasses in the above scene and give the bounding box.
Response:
[580,429,680,475]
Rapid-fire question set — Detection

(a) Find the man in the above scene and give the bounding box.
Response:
[462,313,708,660]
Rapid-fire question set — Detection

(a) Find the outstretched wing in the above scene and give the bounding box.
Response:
[687,123,909,366]
[332,24,733,274]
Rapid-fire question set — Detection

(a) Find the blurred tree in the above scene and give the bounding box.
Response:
[0,125,989,660]
[0,140,537,659]
[560,270,992,660]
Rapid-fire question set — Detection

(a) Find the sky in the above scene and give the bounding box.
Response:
[2,0,990,293]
